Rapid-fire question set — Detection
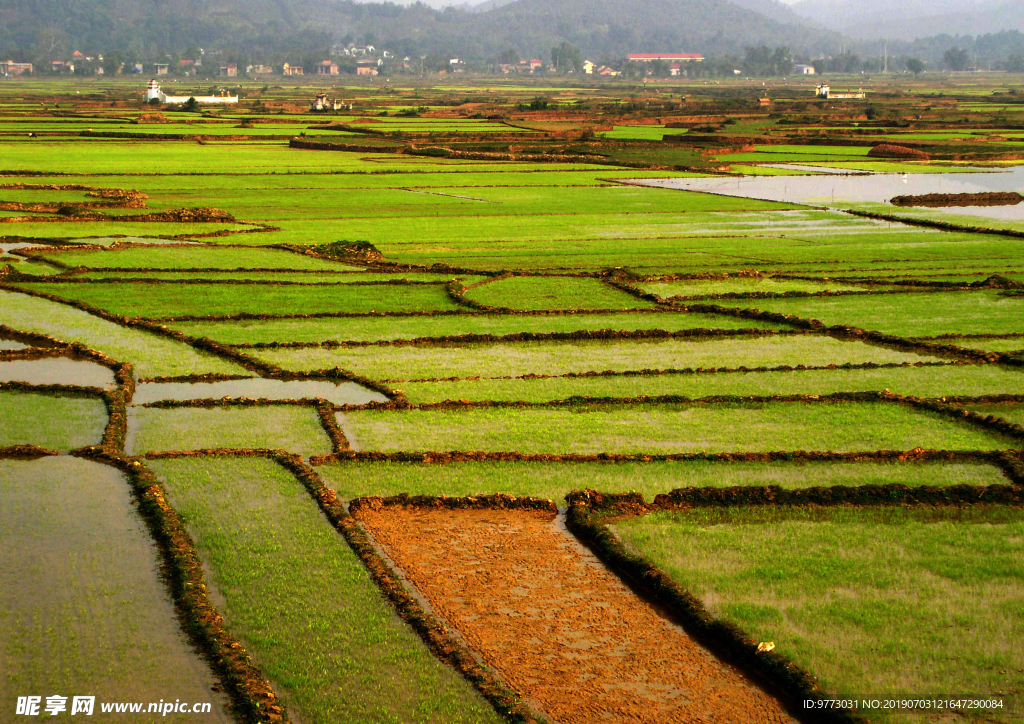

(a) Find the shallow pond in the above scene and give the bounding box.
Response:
[0,356,116,387]
[633,165,1024,222]
[133,377,388,406]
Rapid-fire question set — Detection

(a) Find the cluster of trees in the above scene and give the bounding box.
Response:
[741,46,793,76]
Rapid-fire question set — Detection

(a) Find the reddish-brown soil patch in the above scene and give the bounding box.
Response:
[354,506,796,724]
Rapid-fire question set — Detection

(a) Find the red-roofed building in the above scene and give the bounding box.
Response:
[628,53,704,62]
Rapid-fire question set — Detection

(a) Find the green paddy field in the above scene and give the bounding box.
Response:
[2,75,1023,724]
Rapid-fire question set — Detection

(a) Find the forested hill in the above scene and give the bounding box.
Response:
[0,0,838,62]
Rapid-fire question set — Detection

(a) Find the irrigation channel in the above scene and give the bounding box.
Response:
[631,165,1024,223]
[351,502,799,724]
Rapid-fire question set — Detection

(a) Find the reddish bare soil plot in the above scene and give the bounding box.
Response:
[353,504,796,724]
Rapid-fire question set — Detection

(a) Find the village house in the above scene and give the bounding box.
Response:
[816,83,866,99]
[51,60,75,73]
[154,63,169,75]
[628,53,704,64]
[2,60,34,76]
[144,79,238,104]
[356,64,378,77]
[309,92,350,111]
[282,63,304,76]
[597,65,620,77]
[582,60,595,74]
[249,64,274,75]
[317,60,339,75]
[794,64,816,75]
[219,63,237,77]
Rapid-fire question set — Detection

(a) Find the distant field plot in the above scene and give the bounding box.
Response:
[16,282,461,318]
[599,125,673,141]
[959,402,1024,427]
[952,337,1024,354]
[0,458,229,722]
[38,246,359,271]
[0,391,107,452]
[464,277,655,310]
[741,291,1024,337]
[315,458,1008,503]
[0,220,260,241]
[79,272,483,285]
[148,184,786,223]
[612,506,1024,721]
[172,310,783,345]
[127,405,333,456]
[148,457,501,724]
[0,289,248,378]
[399,364,1024,404]
[340,402,1016,454]
[256,335,944,380]
[640,277,868,297]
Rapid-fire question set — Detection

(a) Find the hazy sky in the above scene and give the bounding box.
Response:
[354,0,804,6]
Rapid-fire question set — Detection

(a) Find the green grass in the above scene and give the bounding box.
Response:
[79,271,479,284]
[399,364,1024,404]
[598,125,673,141]
[0,458,226,717]
[640,277,868,297]
[148,457,501,724]
[0,289,247,377]
[255,335,943,380]
[959,403,1024,427]
[127,406,333,456]
[0,391,107,452]
[0,220,258,240]
[464,277,655,310]
[314,459,1008,504]
[16,282,461,318]
[341,401,1017,454]
[953,338,1024,354]
[612,506,1024,722]
[39,246,361,271]
[170,311,784,344]
[740,292,1024,337]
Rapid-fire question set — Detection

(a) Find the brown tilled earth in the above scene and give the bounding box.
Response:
[354,506,798,724]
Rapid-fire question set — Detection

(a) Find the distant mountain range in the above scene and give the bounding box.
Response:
[0,0,840,61]
[789,0,1024,40]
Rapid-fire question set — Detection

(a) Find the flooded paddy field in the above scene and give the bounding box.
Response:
[3,77,1024,723]
[0,457,230,722]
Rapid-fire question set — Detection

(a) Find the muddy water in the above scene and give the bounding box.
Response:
[0,242,40,256]
[0,356,116,387]
[0,457,231,722]
[133,377,388,406]
[633,165,1024,222]
[81,237,200,247]
[355,506,797,724]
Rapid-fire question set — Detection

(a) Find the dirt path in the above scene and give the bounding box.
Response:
[354,506,797,724]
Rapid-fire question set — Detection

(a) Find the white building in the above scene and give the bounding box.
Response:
[794,64,816,75]
[144,80,238,104]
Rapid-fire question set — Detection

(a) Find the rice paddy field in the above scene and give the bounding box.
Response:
[2,75,1023,724]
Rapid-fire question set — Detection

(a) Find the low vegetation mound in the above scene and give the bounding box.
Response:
[311,240,384,262]
[868,144,930,160]
[891,191,1024,207]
